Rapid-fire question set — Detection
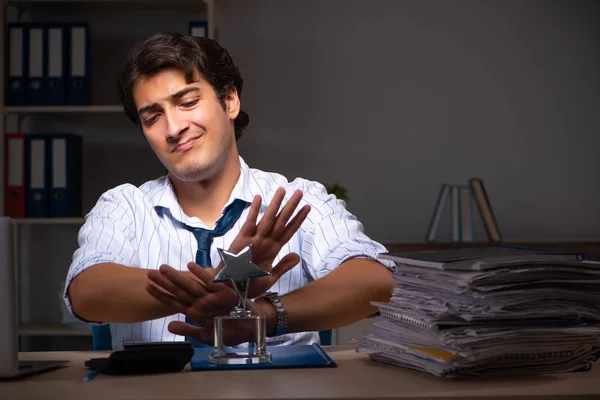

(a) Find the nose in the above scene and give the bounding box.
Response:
[165,109,189,138]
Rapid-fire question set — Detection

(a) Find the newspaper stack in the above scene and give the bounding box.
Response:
[357,247,600,378]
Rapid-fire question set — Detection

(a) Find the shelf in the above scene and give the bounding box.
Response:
[13,218,85,225]
[3,105,124,114]
[4,0,214,11]
[19,323,92,336]
[6,0,209,3]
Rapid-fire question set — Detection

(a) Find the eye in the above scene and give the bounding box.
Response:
[143,115,159,126]
[181,99,199,108]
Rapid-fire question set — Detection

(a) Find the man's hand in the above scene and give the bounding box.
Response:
[146,264,270,346]
[222,187,311,298]
[146,187,310,345]
[146,263,240,326]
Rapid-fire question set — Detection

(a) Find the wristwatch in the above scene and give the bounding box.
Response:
[256,291,288,336]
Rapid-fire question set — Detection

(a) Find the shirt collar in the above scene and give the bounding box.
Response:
[152,156,263,227]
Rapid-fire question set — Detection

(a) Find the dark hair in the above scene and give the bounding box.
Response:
[117,32,249,140]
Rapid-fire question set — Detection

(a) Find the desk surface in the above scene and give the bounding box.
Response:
[2,346,600,400]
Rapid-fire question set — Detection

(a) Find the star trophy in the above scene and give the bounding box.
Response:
[208,244,273,365]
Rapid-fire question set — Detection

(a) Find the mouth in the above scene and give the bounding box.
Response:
[172,136,201,153]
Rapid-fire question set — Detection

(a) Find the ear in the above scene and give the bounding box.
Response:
[224,86,240,120]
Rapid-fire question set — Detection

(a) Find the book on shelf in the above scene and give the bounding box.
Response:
[4,133,83,219]
[426,178,500,243]
[469,177,501,242]
[5,22,91,107]
[5,18,208,108]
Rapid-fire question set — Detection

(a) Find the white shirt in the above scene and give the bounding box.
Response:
[64,156,394,350]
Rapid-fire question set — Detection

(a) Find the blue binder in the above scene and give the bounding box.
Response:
[45,24,67,105]
[191,344,337,371]
[67,23,90,105]
[5,23,26,106]
[49,133,82,218]
[188,21,208,38]
[26,134,50,218]
[25,24,46,106]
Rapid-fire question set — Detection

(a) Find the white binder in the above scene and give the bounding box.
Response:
[26,25,45,105]
[46,25,67,105]
[6,24,25,105]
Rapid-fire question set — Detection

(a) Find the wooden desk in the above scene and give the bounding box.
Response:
[2,346,600,399]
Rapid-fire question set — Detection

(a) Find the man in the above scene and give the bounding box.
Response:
[64,32,395,350]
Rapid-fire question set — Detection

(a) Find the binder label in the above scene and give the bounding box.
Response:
[9,27,23,77]
[8,139,23,186]
[30,140,45,189]
[191,26,206,37]
[48,28,63,78]
[29,28,43,78]
[71,27,86,76]
[52,139,67,188]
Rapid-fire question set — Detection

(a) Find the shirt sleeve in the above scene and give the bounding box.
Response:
[63,185,140,317]
[296,179,395,280]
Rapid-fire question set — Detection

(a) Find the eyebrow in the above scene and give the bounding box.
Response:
[137,86,201,116]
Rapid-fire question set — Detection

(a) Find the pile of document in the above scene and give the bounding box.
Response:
[357,247,600,378]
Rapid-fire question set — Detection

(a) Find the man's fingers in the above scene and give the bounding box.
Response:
[147,268,197,305]
[256,187,285,235]
[168,321,213,346]
[146,282,190,313]
[188,263,230,293]
[281,204,311,243]
[157,264,209,299]
[271,189,303,235]
[237,195,261,239]
[187,263,240,310]
[184,263,209,284]
[271,253,301,281]
[213,262,225,275]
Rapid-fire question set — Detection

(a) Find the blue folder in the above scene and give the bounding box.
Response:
[189,21,208,38]
[45,24,68,105]
[191,344,337,371]
[25,134,50,218]
[25,23,46,106]
[49,133,82,218]
[67,23,90,105]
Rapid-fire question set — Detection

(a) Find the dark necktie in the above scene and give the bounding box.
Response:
[181,199,247,347]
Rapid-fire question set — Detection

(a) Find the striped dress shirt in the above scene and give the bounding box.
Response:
[64,156,394,350]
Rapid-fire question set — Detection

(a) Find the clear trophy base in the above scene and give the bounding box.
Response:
[209,312,272,365]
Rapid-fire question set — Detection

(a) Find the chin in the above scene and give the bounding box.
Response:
[171,161,214,182]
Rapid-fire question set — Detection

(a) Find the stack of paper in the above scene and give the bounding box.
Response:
[357,247,600,378]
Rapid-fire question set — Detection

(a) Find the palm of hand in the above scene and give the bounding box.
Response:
[224,225,300,299]
[217,188,310,299]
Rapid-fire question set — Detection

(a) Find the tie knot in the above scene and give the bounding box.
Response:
[181,199,247,267]
[192,228,214,250]
[186,200,247,237]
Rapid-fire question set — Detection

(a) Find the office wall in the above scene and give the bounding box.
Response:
[219,0,600,242]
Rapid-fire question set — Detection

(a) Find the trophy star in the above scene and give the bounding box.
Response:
[214,244,270,284]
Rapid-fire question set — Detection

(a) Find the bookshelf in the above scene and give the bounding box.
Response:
[14,217,85,224]
[1,0,219,347]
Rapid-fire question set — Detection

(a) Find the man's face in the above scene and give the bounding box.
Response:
[133,68,239,182]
